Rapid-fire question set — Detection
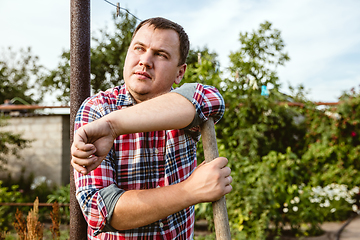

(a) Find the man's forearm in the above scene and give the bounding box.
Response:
[104,92,196,136]
[71,92,197,174]
[110,157,232,231]
[110,180,194,230]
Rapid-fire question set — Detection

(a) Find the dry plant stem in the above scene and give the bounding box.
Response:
[13,197,45,240]
[26,197,43,240]
[50,202,61,240]
[13,208,27,240]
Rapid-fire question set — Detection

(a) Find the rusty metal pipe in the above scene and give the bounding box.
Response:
[70,0,91,239]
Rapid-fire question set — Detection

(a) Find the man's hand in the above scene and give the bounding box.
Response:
[184,157,232,203]
[71,118,117,174]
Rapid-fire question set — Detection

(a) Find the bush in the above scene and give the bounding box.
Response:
[0,181,22,232]
[47,184,70,224]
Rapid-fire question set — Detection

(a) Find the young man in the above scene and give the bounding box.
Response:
[71,17,232,239]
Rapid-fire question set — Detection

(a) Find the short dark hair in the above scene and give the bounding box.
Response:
[132,17,190,66]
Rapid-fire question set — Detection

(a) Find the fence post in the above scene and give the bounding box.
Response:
[70,0,91,239]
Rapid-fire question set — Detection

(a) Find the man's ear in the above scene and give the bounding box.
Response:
[174,64,187,85]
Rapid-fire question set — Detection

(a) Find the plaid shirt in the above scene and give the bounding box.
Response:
[74,83,225,239]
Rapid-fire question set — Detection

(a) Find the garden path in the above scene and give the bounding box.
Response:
[321,215,360,240]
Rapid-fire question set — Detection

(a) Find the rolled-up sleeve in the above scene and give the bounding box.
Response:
[171,83,225,128]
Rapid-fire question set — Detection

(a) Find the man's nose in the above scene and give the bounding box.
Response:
[139,52,153,69]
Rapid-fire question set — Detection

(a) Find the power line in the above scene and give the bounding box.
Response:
[103,0,142,22]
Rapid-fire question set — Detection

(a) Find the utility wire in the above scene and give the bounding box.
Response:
[103,0,142,22]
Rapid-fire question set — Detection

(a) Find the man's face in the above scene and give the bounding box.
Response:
[123,24,186,103]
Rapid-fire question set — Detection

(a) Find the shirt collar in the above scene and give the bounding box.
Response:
[116,84,176,107]
[116,84,136,107]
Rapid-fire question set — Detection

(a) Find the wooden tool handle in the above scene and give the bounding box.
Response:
[200,118,231,240]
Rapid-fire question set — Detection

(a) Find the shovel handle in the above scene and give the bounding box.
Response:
[200,118,231,240]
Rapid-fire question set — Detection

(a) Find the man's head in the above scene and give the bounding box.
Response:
[132,17,190,66]
[123,17,190,103]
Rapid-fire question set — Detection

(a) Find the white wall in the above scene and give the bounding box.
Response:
[0,115,70,186]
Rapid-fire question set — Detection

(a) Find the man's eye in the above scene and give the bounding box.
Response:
[156,52,168,59]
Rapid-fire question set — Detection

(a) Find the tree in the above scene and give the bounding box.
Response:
[0,47,44,105]
[227,21,290,93]
[41,12,137,104]
[218,20,301,164]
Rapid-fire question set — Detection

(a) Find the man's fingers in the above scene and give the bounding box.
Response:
[212,157,228,168]
[224,183,233,195]
[221,166,231,178]
[226,176,233,185]
[71,156,105,175]
[215,158,232,195]
[209,158,231,178]
[72,155,97,167]
[71,143,96,159]
[71,154,98,175]
[71,141,96,153]
[71,158,89,175]
[87,158,104,172]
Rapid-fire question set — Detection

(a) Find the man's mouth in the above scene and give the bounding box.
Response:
[135,70,151,80]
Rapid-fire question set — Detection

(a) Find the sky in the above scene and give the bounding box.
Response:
[1,0,360,105]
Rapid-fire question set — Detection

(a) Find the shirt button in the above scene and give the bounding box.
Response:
[154,148,159,154]
[159,222,164,228]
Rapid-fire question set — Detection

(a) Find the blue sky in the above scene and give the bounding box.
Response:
[1,0,359,104]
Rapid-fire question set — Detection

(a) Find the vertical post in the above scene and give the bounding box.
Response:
[70,0,91,239]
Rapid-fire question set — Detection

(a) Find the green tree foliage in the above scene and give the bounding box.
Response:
[227,21,290,92]
[0,47,44,105]
[90,13,136,91]
[218,20,302,162]
[41,12,137,104]
[182,47,222,87]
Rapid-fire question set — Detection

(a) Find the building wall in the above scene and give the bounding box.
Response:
[0,115,70,186]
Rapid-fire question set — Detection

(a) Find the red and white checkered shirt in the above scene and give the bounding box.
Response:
[74,83,225,239]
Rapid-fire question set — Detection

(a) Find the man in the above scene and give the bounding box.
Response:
[71,17,232,239]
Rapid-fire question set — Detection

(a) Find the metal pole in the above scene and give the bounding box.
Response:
[200,118,232,240]
[70,0,91,239]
